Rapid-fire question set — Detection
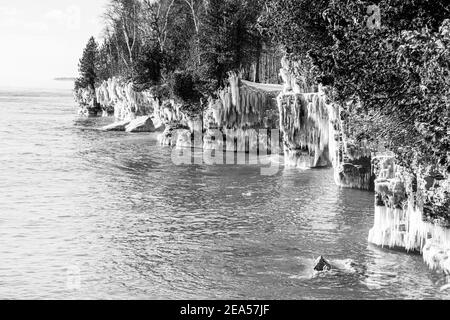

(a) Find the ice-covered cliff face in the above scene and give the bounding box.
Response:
[206,74,279,130]
[277,57,335,169]
[369,155,450,274]
[75,77,156,120]
[278,57,450,274]
[278,91,332,168]
[74,87,102,117]
[153,97,204,147]
[154,100,202,132]
[331,105,374,191]
[96,78,202,138]
[202,72,280,153]
[279,56,314,94]
[95,77,155,120]
[277,58,375,190]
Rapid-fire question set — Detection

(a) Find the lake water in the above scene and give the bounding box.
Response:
[0,85,449,300]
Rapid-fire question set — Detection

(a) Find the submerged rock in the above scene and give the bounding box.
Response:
[313,256,332,272]
[125,116,156,133]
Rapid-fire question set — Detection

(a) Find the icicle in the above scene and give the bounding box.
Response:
[277,89,334,169]
[368,157,450,274]
[369,199,450,275]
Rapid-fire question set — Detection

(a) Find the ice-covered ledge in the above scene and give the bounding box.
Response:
[74,86,102,117]
[368,155,450,274]
[276,60,375,189]
[201,72,280,153]
[277,91,332,168]
[76,77,204,135]
[95,77,155,120]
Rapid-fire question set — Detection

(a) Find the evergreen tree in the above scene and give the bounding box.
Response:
[75,37,99,90]
[133,44,164,90]
[262,0,450,171]
[197,0,264,96]
[97,40,119,82]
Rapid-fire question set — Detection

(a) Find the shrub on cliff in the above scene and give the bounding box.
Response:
[196,0,265,95]
[133,44,164,91]
[259,0,332,86]
[97,40,120,82]
[319,1,450,171]
[75,37,99,91]
[169,71,202,106]
[262,0,450,172]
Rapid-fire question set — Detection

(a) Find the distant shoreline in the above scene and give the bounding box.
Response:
[54,77,76,82]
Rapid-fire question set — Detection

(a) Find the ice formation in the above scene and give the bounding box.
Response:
[277,91,332,169]
[125,116,157,133]
[332,126,374,190]
[279,56,308,94]
[158,126,180,147]
[368,155,450,274]
[74,86,101,117]
[205,72,279,130]
[74,59,450,276]
[75,77,204,136]
[202,72,280,154]
[154,100,202,134]
[277,58,374,189]
[95,77,155,121]
[153,99,203,147]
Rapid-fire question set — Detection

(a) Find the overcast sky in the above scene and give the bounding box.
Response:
[0,0,107,88]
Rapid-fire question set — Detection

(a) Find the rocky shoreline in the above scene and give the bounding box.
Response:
[74,59,450,275]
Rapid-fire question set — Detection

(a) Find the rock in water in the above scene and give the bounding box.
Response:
[314,256,332,272]
[101,120,131,132]
[152,117,166,132]
[125,116,156,133]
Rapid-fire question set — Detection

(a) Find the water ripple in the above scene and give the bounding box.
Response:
[0,91,448,299]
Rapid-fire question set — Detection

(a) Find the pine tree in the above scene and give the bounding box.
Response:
[132,44,163,90]
[197,0,263,95]
[75,37,99,90]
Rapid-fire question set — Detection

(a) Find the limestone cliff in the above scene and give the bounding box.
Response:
[369,155,450,274]
[75,77,155,120]
[95,77,155,120]
[74,87,102,117]
[277,56,450,274]
[276,59,375,190]
[277,91,332,169]
[73,61,450,275]
[330,104,375,191]
[76,77,203,135]
[202,72,280,153]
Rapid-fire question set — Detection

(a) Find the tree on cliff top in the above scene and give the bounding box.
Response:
[260,0,332,85]
[75,37,99,90]
[196,0,265,96]
[319,1,450,170]
[104,0,142,75]
[262,0,450,172]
